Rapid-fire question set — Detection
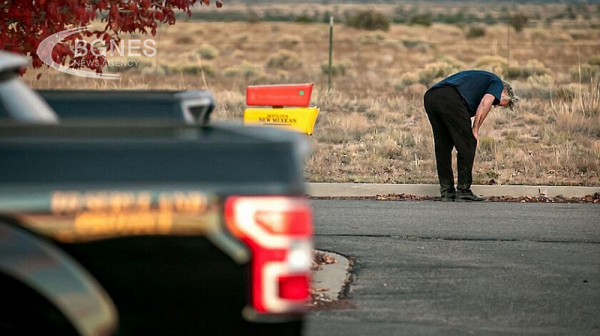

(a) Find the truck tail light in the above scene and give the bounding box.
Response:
[278,275,310,300]
[224,197,313,315]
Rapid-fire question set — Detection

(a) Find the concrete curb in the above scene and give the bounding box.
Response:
[311,251,350,302]
[307,183,599,198]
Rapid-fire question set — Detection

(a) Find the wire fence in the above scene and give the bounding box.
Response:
[192,38,599,74]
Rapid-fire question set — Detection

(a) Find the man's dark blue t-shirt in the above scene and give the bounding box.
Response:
[428,70,503,117]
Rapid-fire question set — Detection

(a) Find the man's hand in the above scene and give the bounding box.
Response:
[471,93,495,147]
[472,128,480,145]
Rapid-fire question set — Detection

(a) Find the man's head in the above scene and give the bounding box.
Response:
[500,81,519,111]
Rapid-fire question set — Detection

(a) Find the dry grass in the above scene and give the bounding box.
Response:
[25,3,600,186]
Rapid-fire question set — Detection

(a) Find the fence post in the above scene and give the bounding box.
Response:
[506,24,511,73]
[328,16,334,92]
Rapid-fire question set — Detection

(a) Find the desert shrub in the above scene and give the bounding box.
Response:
[569,31,589,40]
[401,40,433,53]
[403,83,428,98]
[553,83,581,102]
[475,55,508,75]
[222,67,238,78]
[399,133,416,148]
[141,66,168,76]
[570,64,600,83]
[506,60,549,79]
[479,137,495,153]
[295,14,313,23]
[247,10,261,23]
[528,74,555,86]
[266,50,303,69]
[375,139,404,160]
[394,72,420,90]
[521,60,549,77]
[530,30,548,42]
[358,32,386,44]
[483,14,497,25]
[196,44,219,60]
[417,59,465,86]
[395,59,464,88]
[409,14,432,27]
[570,64,600,82]
[106,58,155,73]
[509,13,529,32]
[321,60,353,77]
[278,35,301,48]
[465,25,486,39]
[418,63,454,86]
[172,63,215,77]
[271,70,289,82]
[241,63,262,79]
[175,35,195,45]
[506,67,522,79]
[588,56,600,67]
[514,75,556,99]
[235,34,250,44]
[437,56,466,69]
[346,10,390,31]
[315,113,369,144]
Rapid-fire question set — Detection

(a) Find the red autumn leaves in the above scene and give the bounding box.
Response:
[0,0,223,74]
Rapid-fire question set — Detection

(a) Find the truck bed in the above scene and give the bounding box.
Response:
[0,123,308,336]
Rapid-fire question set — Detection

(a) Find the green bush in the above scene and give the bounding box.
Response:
[570,64,600,82]
[175,36,195,45]
[587,56,600,67]
[346,10,390,31]
[401,40,433,53]
[240,63,262,79]
[222,67,238,78]
[247,10,261,23]
[417,61,463,86]
[509,13,529,32]
[266,50,303,69]
[506,60,549,79]
[172,64,215,77]
[409,14,432,27]
[358,32,386,44]
[278,35,301,49]
[295,14,313,23]
[475,55,507,75]
[516,75,556,99]
[521,60,549,77]
[396,58,464,88]
[479,137,495,153]
[465,25,486,39]
[196,44,219,60]
[394,72,420,90]
[321,61,352,77]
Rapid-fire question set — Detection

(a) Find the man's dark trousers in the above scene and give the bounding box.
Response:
[423,86,477,194]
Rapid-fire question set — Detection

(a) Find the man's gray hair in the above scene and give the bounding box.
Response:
[502,81,519,111]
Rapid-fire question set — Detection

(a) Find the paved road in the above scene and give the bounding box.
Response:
[305,200,600,336]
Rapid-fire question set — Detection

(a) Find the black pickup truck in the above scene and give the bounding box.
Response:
[38,90,215,125]
[0,51,313,336]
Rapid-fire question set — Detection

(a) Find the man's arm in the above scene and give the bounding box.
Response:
[471,93,496,143]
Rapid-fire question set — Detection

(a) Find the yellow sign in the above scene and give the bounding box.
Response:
[243,107,320,135]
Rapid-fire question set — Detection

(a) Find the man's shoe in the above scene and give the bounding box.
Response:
[440,195,455,202]
[456,190,486,202]
[440,186,455,202]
